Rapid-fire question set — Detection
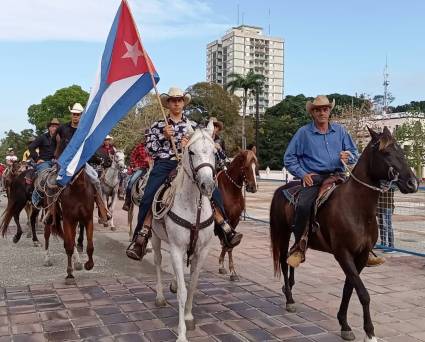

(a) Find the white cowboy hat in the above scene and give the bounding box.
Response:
[7,148,14,151]
[160,87,191,109]
[105,135,113,140]
[68,103,84,114]
[306,95,335,114]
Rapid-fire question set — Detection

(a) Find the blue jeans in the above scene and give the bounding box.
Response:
[133,160,178,239]
[126,169,147,198]
[212,188,226,220]
[31,161,54,206]
[378,208,394,248]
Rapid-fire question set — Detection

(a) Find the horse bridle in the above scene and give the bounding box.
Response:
[187,149,215,187]
[224,158,256,190]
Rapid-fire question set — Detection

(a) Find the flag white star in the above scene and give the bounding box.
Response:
[121,41,143,66]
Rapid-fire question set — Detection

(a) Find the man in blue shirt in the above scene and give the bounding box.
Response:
[284,95,384,267]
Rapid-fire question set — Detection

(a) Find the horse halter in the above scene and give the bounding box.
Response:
[187,149,216,185]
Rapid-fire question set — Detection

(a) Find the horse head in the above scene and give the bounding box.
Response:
[183,120,216,198]
[366,126,418,194]
[242,150,258,193]
[113,150,126,171]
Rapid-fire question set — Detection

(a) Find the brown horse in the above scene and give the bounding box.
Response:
[0,168,41,246]
[43,170,95,284]
[2,162,23,198]
[270,127,418,342]
[217,149,258,281]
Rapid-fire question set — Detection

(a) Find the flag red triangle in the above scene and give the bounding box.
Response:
[107,1,156,84]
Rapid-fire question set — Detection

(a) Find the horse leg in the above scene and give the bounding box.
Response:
[228,249,239,281]
[128,203,134,241]
[218,246,227,274]
[30,209,41,247]
[337,278,355,341]
[13,212,23,243]
[109,191,116,231]
[169,246,188,342]
[84,219,94,271]
[43,224,53,267]
[77,223,84,253]
[185,244,212,331]
[152,234,166,307]
[63,221,75,284]
[72,245,83,271]
[280,254,296,312]
[336,253,376,342]
[25,203,32,238]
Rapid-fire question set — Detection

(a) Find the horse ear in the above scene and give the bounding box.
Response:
[383,126,393,137]
[206,119,214,137]
[367,126,379,141]
[186,124,195,138]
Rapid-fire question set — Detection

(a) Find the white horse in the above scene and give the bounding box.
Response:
[151,121,216,342]
[100,150,125,230]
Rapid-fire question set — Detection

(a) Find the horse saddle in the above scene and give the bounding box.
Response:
[34,167,59,199]
[282,174,346,232]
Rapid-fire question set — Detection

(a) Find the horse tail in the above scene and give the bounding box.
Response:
[49,204,64,239]
[0,198,17,237]
[0,176,26,237]
[270,185,292,278]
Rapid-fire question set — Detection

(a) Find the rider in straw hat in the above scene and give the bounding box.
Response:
[284,95,385,268]
[126,87,243,261]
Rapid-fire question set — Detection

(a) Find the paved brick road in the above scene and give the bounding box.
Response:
[1,183,425,341]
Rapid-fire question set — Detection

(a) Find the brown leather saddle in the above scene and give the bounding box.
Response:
[282,174,346,233]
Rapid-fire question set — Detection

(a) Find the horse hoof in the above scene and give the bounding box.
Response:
[363,336,377,342]
[176,338,188,342]
[33,241,42,247]
[230,274,239,282]
[155,297,167,307]
[65,277,76,285]
[341,330,355,341]
[74,262,83,271]
[286,303,296,313]
[103,223,108,228]
[219,267,227,275]
[185,319,195,331]
[26,232,32,238]
[84,261,94,271]
[44,260,53,267]
[77,244,83,253]
[13,234,22,244]
[110,226,116,231]
[170,282,177,294]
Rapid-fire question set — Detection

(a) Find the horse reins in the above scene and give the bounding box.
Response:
[341,158,399,193]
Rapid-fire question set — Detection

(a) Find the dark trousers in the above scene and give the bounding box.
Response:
[133,159,178,239]
[293,175,327,241]
[211,188,226,220]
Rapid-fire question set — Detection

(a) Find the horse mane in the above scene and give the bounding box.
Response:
[229,150,257,170]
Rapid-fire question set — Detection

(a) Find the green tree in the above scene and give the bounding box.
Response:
[185,82,242,155]
[28,85,89,133]
[391,101,425,113]
[0,129,36,162]
[395,119,425,176]
[226,70,265,149]
[110,93,162,159]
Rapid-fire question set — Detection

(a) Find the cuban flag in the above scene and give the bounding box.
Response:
[57,0,159,186]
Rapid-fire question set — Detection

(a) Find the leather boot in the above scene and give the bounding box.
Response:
[126,225,152,261]
[218,221,243,248]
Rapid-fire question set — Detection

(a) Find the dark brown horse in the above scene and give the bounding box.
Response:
[0,168,41,246]
[217,150,258,281]
[43,170,95,284]
[270,127,418,342]
[2,162,23,198]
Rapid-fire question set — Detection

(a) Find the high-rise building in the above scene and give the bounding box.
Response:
[206,25,284,116]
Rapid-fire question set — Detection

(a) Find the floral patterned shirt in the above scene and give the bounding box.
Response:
[146,115,196,160]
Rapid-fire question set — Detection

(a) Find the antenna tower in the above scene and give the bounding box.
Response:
[383,56,389,114]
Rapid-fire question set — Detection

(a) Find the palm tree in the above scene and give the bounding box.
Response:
[226,70,265,149]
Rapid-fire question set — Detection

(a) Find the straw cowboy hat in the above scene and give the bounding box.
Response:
[210,117,224,131]
[306,95,335,114]
[160,87,191,109]
[69,103,84,114]
[105,135,113,140]
[47,118,60,127]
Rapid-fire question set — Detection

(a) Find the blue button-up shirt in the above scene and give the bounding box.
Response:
[283,122,359,179]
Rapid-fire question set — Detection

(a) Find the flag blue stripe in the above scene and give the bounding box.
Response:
[57,72,159,185]
[57,4,121,172]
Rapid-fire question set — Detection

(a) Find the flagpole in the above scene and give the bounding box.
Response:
[123,0,180,160]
